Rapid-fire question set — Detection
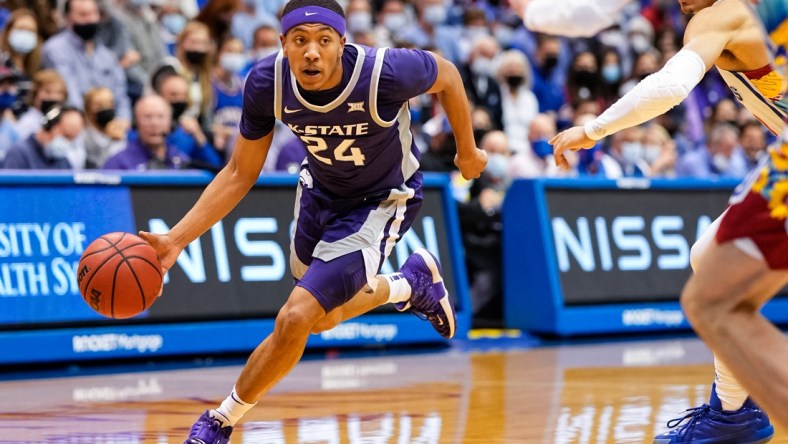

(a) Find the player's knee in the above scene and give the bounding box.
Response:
[275,305,315,337]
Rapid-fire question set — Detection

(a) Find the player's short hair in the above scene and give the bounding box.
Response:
[282,0,345,19]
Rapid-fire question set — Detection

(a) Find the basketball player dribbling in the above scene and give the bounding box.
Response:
[138,0,487,442]
[551,0,788,441]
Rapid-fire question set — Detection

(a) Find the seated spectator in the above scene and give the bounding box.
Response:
[457,129,509,327]
[154,71,222,168]
[83,87,127,168]
[42,0,131,122]
[175,21,215,125]
[0,64,20,163]
[212,38,245,158]
[249,24,279,62]
[606,126,650,178]
[739,120,768,171]
[3,105,84,170]
[643,124,678,178]
[103,95,190,170]
[461,36,503,130]
[676,123,749,179]
[1,9,42,115]
[510,113,562,178]
[497,49,538,153]
[231,0,276,51]
[14,69,67,140]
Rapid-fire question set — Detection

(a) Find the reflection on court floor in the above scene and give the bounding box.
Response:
[1,336,785,443]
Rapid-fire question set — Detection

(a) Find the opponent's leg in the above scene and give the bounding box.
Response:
[683,240,788,427]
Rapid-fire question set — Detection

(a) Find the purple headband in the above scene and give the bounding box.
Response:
[281,5,346,36]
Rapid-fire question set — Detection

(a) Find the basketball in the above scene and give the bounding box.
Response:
[77,232,163,319]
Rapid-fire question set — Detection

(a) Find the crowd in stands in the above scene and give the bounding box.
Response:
[0,0,769,324]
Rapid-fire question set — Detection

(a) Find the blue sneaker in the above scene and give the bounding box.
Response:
[184,410,233,444]
[396,248,456,339]
[653,384,773,443]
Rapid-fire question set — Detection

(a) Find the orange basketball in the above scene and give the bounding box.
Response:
[77,232,163,319]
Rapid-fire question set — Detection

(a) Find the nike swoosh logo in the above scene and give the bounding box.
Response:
[437,318,444,326]
[284,107,303,114]
[305,12,317,16]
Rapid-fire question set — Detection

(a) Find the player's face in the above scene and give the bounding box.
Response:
[282,24,345,91]
[676,0,716,14]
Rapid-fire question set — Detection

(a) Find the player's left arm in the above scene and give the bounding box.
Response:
[425,52,487,179]
[550,8,738,169]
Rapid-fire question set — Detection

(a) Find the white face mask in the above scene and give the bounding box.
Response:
[423,4,447,25]
[220,53,248,73]
[8,29,37,54]
[347,11,372,33]
[620,142,644,165]
[712,153,730,172]
[46,135,71,159]
[254,46,278,61]
[644,144,661,164]
[485,153,508,180]
[471,57,493,77]
[384,13,408,32]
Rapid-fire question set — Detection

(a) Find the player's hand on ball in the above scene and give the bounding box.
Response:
[455,148,488,180]
[549,126,596,170]
[138,231,181,296]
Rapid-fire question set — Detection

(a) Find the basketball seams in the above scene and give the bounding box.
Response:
[79,232,162,319]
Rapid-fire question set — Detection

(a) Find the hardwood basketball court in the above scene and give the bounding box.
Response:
[1,334,785,443]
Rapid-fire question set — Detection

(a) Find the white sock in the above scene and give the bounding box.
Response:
[714,355,749,411]
[383,273,412,304]
[210,386,256,426]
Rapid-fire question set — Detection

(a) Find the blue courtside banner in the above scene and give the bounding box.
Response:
[0,186,135,324]
[0,172,469,365]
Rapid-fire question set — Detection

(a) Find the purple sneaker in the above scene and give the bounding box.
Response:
[397,248,456,339]
[653,384,773,443]
[184,411,233,444]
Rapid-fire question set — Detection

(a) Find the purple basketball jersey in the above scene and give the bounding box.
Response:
[241,44,438,198]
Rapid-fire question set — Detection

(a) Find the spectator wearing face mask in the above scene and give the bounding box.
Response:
[2,105,84,170]
[739,120,768,171]
[103,95,190,171]
[157,1,188,55]
[606,126,650,178]
[529,34,566,113]
[0,9,42,115]
[641,123,677,178]
[346,0,374,38]
[212,38,245,159]
[509,113,566,178]
[461,36,503,130]
[375,0,410,49]
[154,71,222,168]
[83,87,127,168]
[42,0,131,122]
[599,47,624,108]
[496,49,538,153]
[175,20,215,127]
[677,123,748,179]
[457,130,509,327]
[14,69,67,141]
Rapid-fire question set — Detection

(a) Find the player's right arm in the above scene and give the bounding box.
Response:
[551,7,739,169]
[140,58,278,272]
[140,132,273,271]
[511,0,631,37]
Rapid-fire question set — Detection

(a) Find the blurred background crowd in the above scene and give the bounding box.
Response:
[0,0,766,325]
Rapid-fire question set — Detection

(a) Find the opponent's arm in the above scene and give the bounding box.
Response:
[511,0,630,37]
[550,10,734,169]
[139,131,273,270]
[425,52,486,179]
